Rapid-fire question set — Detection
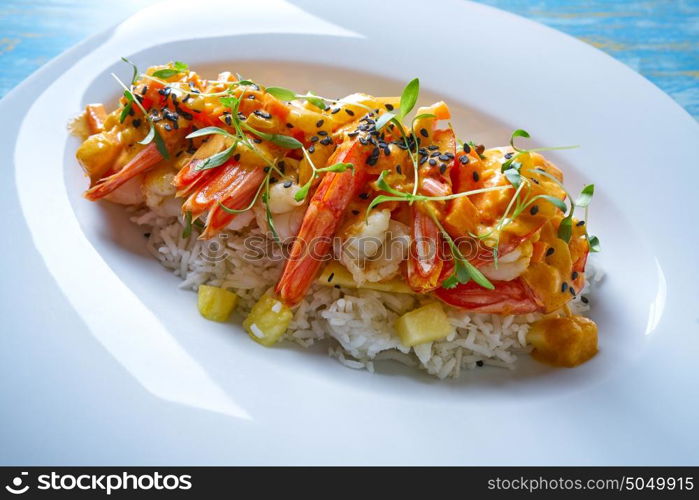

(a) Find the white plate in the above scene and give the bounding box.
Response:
[2,0,698,465]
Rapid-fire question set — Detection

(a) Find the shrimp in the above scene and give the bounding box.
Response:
[275,138,370,306]
[337,210,410,285]
[253,181,306,243]
[435,278,540,315]
[181,159,266,240]
[405,102,455,293]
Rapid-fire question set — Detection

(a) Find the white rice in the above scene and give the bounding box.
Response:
[131,210,600,379]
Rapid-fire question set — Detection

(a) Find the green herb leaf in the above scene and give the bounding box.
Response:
[317,162,354,174]
[294,181,312,203]
[119,103,132,123]
[303,94,327,110]
[152,69,180,79]
[575,184,595,207]
[196,144,237,171]
[504,168,522,188]
[558,215,573,243]
[119,90,135,123]
[152,61,188,79]
[412,113,437,122]
[268,134,303,149]
[374,111,396,131]
[121,57,139,85]
[509,129,530,151]
[266,86,296,101]
[153,128,169,159]
[182,211,193,239]
[186,126,233,139]
[588,235,601,252]
[463,259,493,289]
[536,195,567,212]
[262,189,281,244]
[219,96,239,109]
[399,78,419,118]
[454,260,470,283]
[441,275,459,289]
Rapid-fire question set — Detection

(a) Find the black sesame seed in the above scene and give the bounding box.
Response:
[530,205,539,216]
[428,145,439,150]
[476,360,484,367]
[283,181,292,188]
[331,107,340,114]
[253,110,271,119]
[164,123,172,131]
[561,282,568,292]
[576,220,586,226]
[419,128,428,138]
[327,272,335,283]
[132,119,141,128]
[143,232,151,238]
[270,177,278,184]
[224,114,232,126]
[569,286,576,296]
[263,166,270,173]
[334,285,341,289]
[429,159,437,166]
[581,296,589,304]
[351,209,360,216]
[308,145,315,154]
[383,146,391,156]
[318,130,328,136]
[473,171,480,182]
[310,136,319,143]
[460,155,470,165]
[546,247,555,256]
[253,138,262,144]
[140,85,148,96]
[359,192,369,200]
[439,164,447,174]
[396,165,402,174]
[385,103,394,111]
[463,143,471,154]
[233,154,241,162]
[320,137,332,146]
[439,154,450,161]
[504,152,514,160]
[286,123,294,128]
[344,108,355,116]
[571,271,579,280]
[316,119,324,127]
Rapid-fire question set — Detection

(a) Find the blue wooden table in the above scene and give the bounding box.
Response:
[1,0,697,119]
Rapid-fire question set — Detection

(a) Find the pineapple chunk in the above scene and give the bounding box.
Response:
[395,302,454,347]
[243,293,293,347]
[197,285,238,322]
[527,315,598,367]
[317,261,414,294]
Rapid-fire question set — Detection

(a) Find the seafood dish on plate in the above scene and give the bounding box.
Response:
[72,60,602,378]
